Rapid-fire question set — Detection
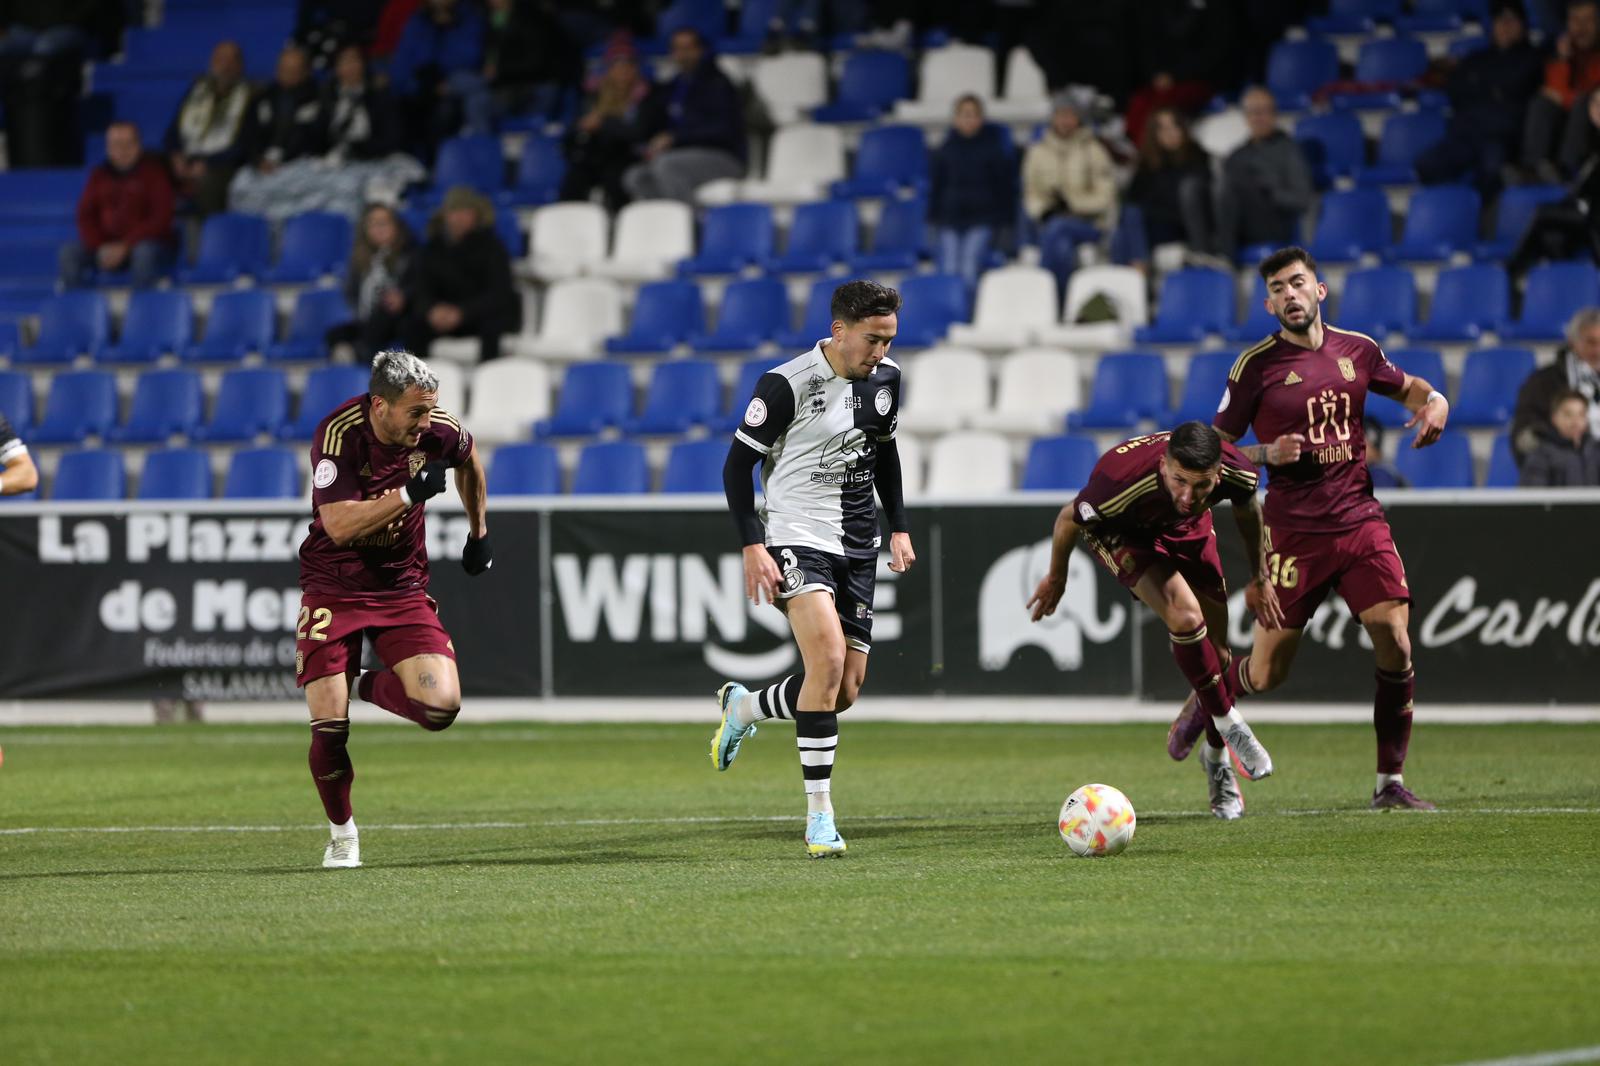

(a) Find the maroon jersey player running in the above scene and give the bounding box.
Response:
[1027,422,1278,820]
[1209,246,1449,810]
[297,349,492,868]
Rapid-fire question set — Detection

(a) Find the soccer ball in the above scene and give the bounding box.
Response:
[1058,783,1136,858]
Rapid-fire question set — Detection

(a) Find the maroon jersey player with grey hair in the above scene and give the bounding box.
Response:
[297,348,492,868]
[1210,246,1450,811]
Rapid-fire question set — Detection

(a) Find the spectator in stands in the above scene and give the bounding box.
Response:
[483,0,578,123]
[166,40,252,217]
[1508,98,1600,277]
[230,45,323,185]
[294,0,387,70]
[1511,307,1600,463]
[561,43,650,213]
[1124,0,1235,147]
[1416,1,1544,195]
[328,202,415,359]
[1121,107,1211,264]
[1519,389,1600,484]
[390,0,490,155]
[624,28,746,205]
[1022,93,1118,233]
[401,186,521,363]
[1520,0,1600,180]
[59,122,175,290]
[1364,420,1409,489]
[1213,87,1314,259]
[318,44,401,164]
[931,94,1019,291]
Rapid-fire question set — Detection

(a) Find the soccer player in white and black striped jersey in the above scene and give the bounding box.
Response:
[710,280,916,858]
[0,414,39,496]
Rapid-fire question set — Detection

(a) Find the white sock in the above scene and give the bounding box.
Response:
[330,817,358,839]
[1377,773,1403,793]
[1200,741,1226,763]
[1214,708,1244,732]
[806,784,833,815]
[734,691,762,727]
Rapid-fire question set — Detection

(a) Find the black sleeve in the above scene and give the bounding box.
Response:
[874,438,909,534]
[723,439,766,545]
[0,414,24,464]
[733,371,796,455]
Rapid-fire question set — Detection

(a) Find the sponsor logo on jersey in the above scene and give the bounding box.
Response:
[744,398,767,426]
[1338,357,1357,381]
[1284,371,1303,386]
[408,451,427,476]
[874,387,892,415]
[360,463,372,477]
[313,459,338,489]
[806,373,827,415]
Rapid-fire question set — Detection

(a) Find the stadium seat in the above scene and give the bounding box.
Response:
[1484,432,1519,487]
[812,50,910,122]
[968,348,1084,436]
[430,361,466,414]
[281,365,368,440]
[185,288,274,362]
[994,44,1050,122]
[1042,264,1149,350]
[595,200,694,283]
[1357,110,1448,186]
[1134,268,1234,343]
[1296,111,1367,187]
[1387,185,1480,261]
[487,441,562,495]
[177,212,271,284]
[680,203,775,275]
[750,53,828,125]
[1452,347,1536,425]
[506,133,566,207]
[1020,434,1099,491]
[263,212,352,283]
[1335,266,1417,338]
[526,202,608,281]
[268,289,352,361]
[536,361,633,437]
[849,196,927,271]
[777,279,835,351]
[31,370,118,443]
[661,438,729,493]
[223,447,301,499]
[97,290,192,364]
[724,0,780,52]
[734,123,847,205]
[1309,188,1392,262]
[572,440,649,494]
[137,447,212,500]
[1068,352,1170,429]
[0,370,32,434]
[894,273,968,348]
[111,368,203,443]
[1364,347,1446,426]
[948,266,1058,350]
[1500,262,1600,340]
[429,135,506,204]
[52,449,126,500]
[1398,0,1486,31]
[897,346,989,435]
[1411,264,1508,341]
[1171,350,1237,424]
[16,291,110,364]
[465,359,552,444]
[693,277,791,352]
[1394,430,1473,487]
[770,200,859,273]
[197,368,290,442]
[627,359,721,434]
[1308,0,1402,34]
[1475,184,1565,261]
[925,430,1012,497]
[717,356,784,430]
[1332,38,1429,110]
[1265,39,1339,109]
[895,44,996,123]
[830,125,929,199]
[516,277,625,361]
[604,280,703,355]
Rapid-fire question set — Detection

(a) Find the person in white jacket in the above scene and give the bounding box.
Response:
[1022,95,1119,233]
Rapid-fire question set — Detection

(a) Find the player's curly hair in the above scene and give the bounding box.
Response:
[830,280,901,325]
[370,348,439,403]
[1168,421,1223,471]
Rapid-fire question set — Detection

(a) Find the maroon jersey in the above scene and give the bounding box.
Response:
[1214,325,1405,532]
[298,395,474,597]
[1071,431,1259,541]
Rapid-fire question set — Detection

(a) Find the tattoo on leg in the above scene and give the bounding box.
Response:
[419,671,436,689]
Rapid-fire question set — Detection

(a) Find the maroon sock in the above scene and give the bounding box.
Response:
[1225,654,1257,701]
[359,669,459,731]
[308,718,353,824]
[1170,625,1230,718]
[1374,666,1415,773]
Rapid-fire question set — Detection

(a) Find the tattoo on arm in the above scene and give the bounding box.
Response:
[1241,445,1267,465]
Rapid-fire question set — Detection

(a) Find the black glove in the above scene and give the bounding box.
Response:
[404,461,448,506]
[462,533,493,575]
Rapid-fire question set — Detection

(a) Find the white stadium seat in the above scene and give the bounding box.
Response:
[595,200,694,283]
[894,45,997,124]
[925,430,1013,497]
[525,202,609,281]
[967,348,1084,436]
[513,277,625,362]
[896,346,990,436]
[948,265,1059,350]
[997,46,1049,115]
[729,123,847,205]
[751,53,828,126]
[889,431,925,499]
[430,359,466,415]
[1037,265,1149,350]
[465,358,552,444]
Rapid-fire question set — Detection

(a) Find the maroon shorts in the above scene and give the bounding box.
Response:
[295,591,456,687]
[1264,518,1411,630]
[1084,513,1228,603]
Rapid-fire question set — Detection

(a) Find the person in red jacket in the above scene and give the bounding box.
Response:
[59,121,176,289]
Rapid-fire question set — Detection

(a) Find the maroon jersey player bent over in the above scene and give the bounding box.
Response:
[1027,422,1278,820]
[1214,247,1449,810]
[298,349,492,868]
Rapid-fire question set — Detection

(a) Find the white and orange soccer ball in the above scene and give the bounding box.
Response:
[1058,783,1136,857]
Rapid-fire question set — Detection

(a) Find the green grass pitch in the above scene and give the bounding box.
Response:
[2,721,1597,1065]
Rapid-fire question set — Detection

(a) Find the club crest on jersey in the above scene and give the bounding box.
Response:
[806,373,827,415]
[1338,357,1357,381]
[408,451,427,476]
[874,387,892,416]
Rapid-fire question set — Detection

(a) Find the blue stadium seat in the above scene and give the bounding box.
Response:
[1475,184,1565,260]
[627,359,722,434]
[1483,432,1518,487]
[268,288,352,362]
[1333,38,1429,109]
[1452,347,1536,425]
[723,0,779,52]
[812,50,909,122]
[185,289,274,362]
[137,447,213,500]
[1295,112,1366,187]
[0,370,31,433]
[1500,262,1600,340]
[572,440,649,494]
[1335,266,1417,338]
[1411,264,1508,341]
[680,204,775,275]
[196,368,290,442]
[692,278,789,352]
[648,0,725,48]
[31,370,117,443]
[0,168,87,225]
[1068,352,1170,429]
[1228,275,1280,343]
[1364,347,1446,426]
[1308,0,1401,33]
[536,361,633,437]
[1387,185,1480,261]
[281,364,368,439]
[771,200,859,273]
[429,135,506,203]
[1394,431,1473,487]
[494,211,526,259]
[1172,351,1237,423]
[604,280,704,354]
[52,449,126,500]
[1309,187,1392,262]
[224,447,300,499]
[830,125,929,198]
[1265,39,1339,109]
[263,212,352,283]
[1357,110,1448,185]
[661,438,729,493]
[98,290,192,364]
[850,196,926,271]
[1135,268,1234,343]
[894,273,968,347]
[111,368,203,443]
[177,212,271,284]
[777,280,834,351]
[0,322,20,363]
[17,291,110,364]
[717,356,785,429]
[508,134,567,207]
[487,442,561,495]
[1020,434,1099,491]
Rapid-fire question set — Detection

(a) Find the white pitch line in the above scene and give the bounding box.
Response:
[1441,1045,1600,1066]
